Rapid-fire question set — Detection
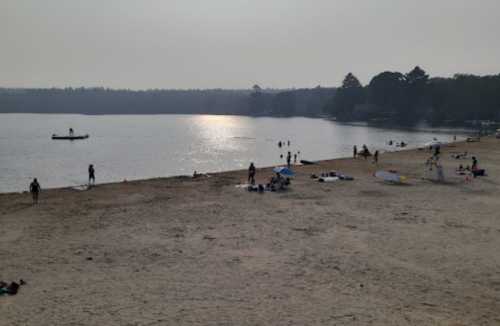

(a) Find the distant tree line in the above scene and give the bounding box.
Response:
[324,67,500,125]
[0,86,334,117]
[1,67,499,124]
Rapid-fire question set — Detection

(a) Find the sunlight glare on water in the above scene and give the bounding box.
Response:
[0,114,467,193]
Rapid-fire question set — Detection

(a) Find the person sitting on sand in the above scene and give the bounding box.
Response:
[248,163,256,185]
[29,178,41,204]
[267,173,286,191]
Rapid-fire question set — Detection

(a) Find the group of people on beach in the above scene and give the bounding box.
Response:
[353,145,379,164]
[278,140,300,168]
[247,162,291,192]
[29,164,96,204]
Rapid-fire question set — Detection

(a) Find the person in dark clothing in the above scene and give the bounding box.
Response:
[248,163,256,185]
[278,141,282,148]
[471,157,478,170]
[286,151,292,168]
[69,128,74,136]
[373,150,379,164]
[434,145,441,158]
[353,145,357,159]
[88,164,95,185]
[361,144,370,160]
[293,153,297,164]
[29,178,41,204]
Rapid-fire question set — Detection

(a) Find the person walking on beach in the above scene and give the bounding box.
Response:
[248,162,256,185]
[353,145,357,159]
[286,151,292,168]
[88,164,95,186]
[29,178,41,204]
[373,150,379,164]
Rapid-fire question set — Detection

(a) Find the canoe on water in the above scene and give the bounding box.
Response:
[52,134,89,140]
[300,160,316,165]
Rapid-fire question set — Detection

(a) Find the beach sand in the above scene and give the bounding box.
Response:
[1,138,500,325]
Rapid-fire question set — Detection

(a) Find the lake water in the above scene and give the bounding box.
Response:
[0,114,467,193]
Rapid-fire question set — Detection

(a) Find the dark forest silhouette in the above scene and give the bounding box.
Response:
[0,87,333,117]
[324,67,500,125]
[1,67,499,124]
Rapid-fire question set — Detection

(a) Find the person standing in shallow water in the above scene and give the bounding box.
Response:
[88,164,95,186]
[286,151,292,168]
[353,145,357,159]
[29,178,41,204]
[248,163,256,185]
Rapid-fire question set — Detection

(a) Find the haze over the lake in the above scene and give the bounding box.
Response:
[2,0,500,89]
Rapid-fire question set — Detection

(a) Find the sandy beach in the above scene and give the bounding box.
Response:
[1,137,500,325]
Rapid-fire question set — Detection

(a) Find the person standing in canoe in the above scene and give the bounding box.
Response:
[29,178,41,204]
[88,164,95,186]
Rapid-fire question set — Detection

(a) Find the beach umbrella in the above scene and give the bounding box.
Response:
[273,166,295,176]
[424,140,442,148]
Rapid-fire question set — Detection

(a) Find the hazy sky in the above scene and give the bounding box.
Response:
[2,0,500,89]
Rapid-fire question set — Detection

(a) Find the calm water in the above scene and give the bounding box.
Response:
[0,114,466,193]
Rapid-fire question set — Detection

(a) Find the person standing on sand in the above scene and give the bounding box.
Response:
[373,150,379,164]
[29,178,41,204]
[248,163,256,185]
[434,145,441,159]
[88,164,95,186]
[353,145,357,159]
[286,151,292,168]
[362,144,369,160]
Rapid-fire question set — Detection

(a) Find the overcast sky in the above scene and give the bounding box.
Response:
[2,0,499,89]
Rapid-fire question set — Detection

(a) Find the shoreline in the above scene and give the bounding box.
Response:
[0,139,456,196]
[2,137,499,325]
